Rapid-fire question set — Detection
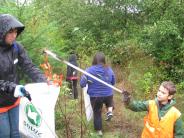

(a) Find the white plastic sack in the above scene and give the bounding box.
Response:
[19,83,60,138]
[83,85,93,122]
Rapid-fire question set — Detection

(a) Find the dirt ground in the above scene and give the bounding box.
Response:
[101,92,142,138]
[56,83,143,138]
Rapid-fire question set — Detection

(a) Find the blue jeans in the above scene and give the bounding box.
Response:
[0,105,20,138]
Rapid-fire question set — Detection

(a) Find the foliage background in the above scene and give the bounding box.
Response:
[1,0,184,137]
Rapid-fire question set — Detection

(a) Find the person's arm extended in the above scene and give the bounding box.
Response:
[17,44,47,82]
[127,100,149,112]
[122,91,149,112]
[174,116,184,138]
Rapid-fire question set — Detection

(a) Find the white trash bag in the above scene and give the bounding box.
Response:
[19,83,60,138]
[83,85,93,122]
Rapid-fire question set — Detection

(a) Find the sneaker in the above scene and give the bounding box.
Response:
[97,130,103,136]
[105,111,113,121]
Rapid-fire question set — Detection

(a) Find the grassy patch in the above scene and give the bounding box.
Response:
[55,89,143,138]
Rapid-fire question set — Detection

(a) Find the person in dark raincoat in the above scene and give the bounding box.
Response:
[66,54,78,99]
[0,14,47,138]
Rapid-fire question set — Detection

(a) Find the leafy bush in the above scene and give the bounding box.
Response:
[140,20,183,82]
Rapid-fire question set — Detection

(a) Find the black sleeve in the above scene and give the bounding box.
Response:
[0,80,16,94]
[17,44,47,82]
[66,65,72,77]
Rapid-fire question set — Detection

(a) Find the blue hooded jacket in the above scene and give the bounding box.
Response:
[80,64,115,97]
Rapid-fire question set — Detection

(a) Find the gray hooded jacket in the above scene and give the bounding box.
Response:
[0,14,46,107]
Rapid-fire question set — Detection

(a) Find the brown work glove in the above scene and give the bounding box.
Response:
[121,89,131,105]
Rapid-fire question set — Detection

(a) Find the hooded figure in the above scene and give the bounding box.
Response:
[0,14,46,138]
[66,54,78,99]
[0,14,24,45]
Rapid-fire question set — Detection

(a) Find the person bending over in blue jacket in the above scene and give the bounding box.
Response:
[80,52,115,136]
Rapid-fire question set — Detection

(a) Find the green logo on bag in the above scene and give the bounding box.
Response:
[25,103,42,127]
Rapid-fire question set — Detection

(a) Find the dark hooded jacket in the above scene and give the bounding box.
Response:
[66,54,78,80]
[0,14,46,107]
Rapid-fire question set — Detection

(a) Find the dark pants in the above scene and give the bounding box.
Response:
[67,79,78,99]
[90,95,113,130]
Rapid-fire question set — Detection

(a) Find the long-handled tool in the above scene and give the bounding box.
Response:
[43,50,122,93]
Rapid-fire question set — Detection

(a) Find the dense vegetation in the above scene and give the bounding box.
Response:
[2,0,184,84]
[1,0,184,137]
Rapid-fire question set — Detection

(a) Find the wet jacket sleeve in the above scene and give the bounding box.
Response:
[174,116,184,138]
[126,99,149,112]
[18,44,47,82]
[80,75,88,88]
[0,80,16,94]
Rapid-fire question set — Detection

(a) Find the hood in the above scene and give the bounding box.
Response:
[155,97,176,110]
[0,14,25,42]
